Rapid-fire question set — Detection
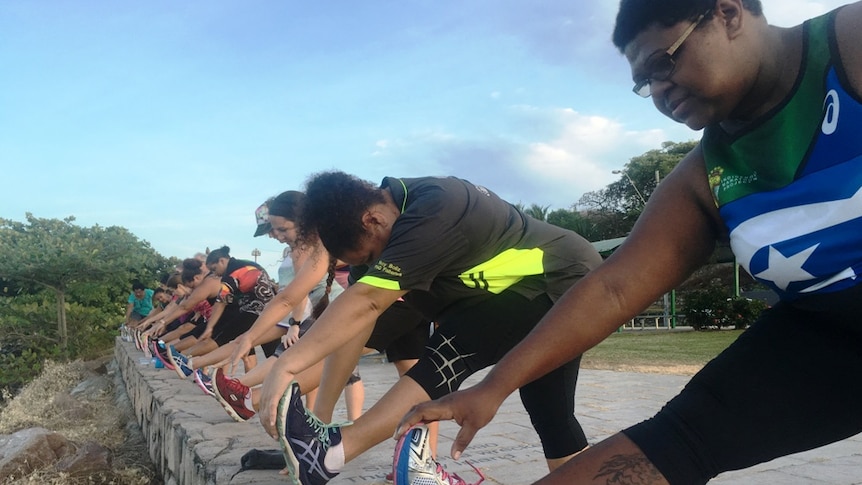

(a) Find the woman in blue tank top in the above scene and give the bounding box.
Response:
[399,1,862,484]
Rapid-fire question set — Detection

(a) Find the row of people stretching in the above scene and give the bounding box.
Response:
[129,1,862,483]
[124,187,445,482]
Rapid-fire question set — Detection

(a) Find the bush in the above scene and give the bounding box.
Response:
[682,283,769,330]
[0,296,119,398]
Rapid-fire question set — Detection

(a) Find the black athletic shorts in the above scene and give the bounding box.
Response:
[212,310,258,355]
[165,318,183,334]
[624,284,862,485]
[365,300,431,362]
[268,318,315,358]
[405,290,586,459]
[179,319,207,340]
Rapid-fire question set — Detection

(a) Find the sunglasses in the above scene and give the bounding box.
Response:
[633,11,710,98]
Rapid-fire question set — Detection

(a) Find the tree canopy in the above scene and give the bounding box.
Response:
[0,214,173,350]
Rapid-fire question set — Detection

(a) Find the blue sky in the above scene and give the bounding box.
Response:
[0,0,851,275]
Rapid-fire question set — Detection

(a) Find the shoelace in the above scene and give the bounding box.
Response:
[223,376,250,398]
[303,412,333,448]
[435,461,484,485]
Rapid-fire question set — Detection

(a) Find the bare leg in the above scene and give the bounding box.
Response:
[344,377,365,421]
[305,388,318,411]
[239,356,277,386]
[392,358,438,458]
[159,323,196,343]
[243,353,258,372]
[534,433,668,485]
[341,376,430,462]
[313,323,373,422]
[172,336,198,352]
[247,359,325,411]
[183,338,218,357]
[192,326,285,370]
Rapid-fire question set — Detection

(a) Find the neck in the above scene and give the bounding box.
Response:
[379,189,402,218]
[727,25,802,123]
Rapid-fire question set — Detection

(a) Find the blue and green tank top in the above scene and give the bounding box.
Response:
[702,9,862,301]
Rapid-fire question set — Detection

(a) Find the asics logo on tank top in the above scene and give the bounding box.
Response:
[822,89,839,135]
[730,80,862,299]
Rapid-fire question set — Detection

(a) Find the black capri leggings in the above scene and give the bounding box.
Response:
[405,290,587,459]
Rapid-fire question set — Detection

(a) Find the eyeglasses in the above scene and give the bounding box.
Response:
[633,12,709,98]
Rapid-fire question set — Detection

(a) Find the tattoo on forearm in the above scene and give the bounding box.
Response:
[593,454,663,484]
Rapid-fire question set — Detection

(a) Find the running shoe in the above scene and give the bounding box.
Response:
[152,340,175,370]
[193,368,215,397]
[277,381,342,485]
[167,345,193,378]
[140,334,152,359]
[393,425,484,485]
[133,329,143,351]
[212,368,256,422]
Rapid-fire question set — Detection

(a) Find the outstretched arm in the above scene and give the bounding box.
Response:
[257,282,406,438]
[145,280,216,336]
[227,242,329,373]
[397,148,725,459]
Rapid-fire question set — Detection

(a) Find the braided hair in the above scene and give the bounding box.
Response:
[311,255,338,319]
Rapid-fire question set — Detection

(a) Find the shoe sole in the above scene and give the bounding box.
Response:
[276,383,302,485]
[167,349,191,379]
[194,371,215,397]
[392,425,425,485]
[152,342,175,370]
[211,369,252,422]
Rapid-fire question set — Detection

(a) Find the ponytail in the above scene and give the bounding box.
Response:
[311,256,338,319]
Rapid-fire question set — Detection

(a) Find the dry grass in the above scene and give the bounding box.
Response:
[4,468,152,485]
[0,360,159,485]
[0,360,123,447]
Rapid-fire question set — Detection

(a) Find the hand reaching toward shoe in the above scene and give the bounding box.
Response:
[394,381,506,460]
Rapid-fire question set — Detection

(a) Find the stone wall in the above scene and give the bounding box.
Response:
[115,338,284,485]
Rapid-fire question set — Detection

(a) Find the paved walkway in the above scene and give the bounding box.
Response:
[239,356,862,485]
[122,337,862,485]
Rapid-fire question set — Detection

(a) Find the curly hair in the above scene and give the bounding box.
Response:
[612,0,763,52]
[269,190,307,222]
[300,171,386,258]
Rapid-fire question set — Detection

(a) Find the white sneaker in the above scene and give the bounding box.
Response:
[392,425,484,485]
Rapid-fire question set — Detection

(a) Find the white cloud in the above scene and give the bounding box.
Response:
[365,106,679,209]
[517,109,672,206]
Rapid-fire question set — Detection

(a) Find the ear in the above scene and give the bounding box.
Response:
[360,209,382,230]
[715,0,745,39]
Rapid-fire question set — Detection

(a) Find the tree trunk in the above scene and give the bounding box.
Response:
[55,288,68,351]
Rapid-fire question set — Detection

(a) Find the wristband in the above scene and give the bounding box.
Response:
[289,317,300,326]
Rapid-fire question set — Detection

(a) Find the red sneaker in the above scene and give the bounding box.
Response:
[212,368,255,422]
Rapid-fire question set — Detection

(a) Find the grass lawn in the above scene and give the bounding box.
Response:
[581,328,744,375]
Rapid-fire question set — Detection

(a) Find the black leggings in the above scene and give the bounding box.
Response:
[405,290,587,459]
[624,285,862,484]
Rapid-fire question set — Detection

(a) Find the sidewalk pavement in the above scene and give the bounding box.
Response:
[310,356,862,485]
[129,338,861,485]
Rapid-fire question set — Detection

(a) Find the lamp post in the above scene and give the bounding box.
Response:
[612,169,647,206]
[251,248,261,263]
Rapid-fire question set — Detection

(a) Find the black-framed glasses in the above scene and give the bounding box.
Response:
[633,12,709,98]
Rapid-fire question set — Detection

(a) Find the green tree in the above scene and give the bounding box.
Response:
[574,140,698,238]
[524,203,551,221]
[0,214,170,351]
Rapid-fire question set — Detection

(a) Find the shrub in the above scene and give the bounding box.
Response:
[682,283,769,330]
